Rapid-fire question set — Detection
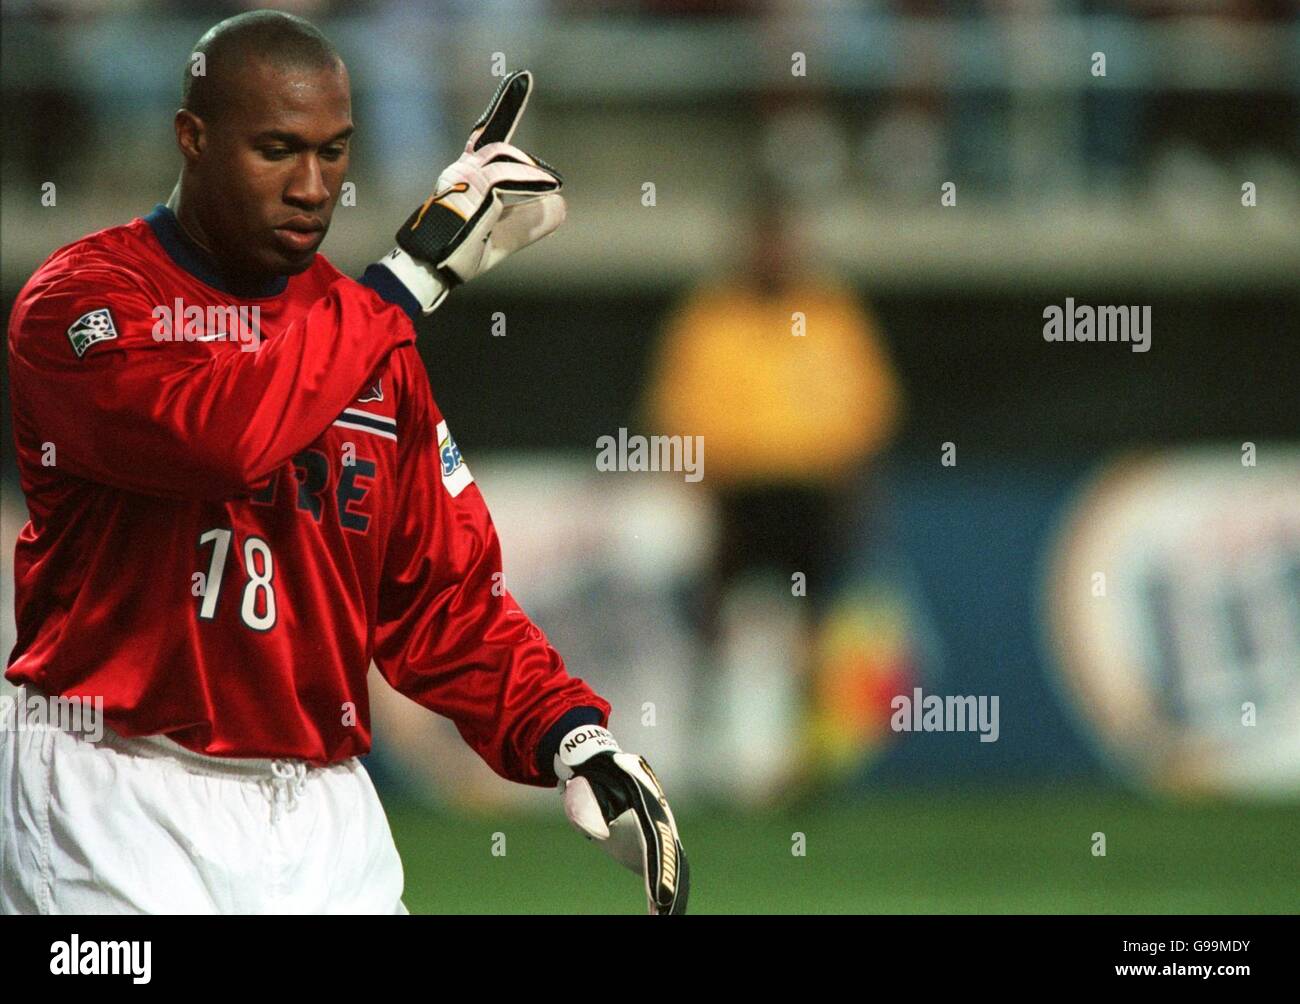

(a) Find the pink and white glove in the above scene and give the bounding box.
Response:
[385,70,565,314]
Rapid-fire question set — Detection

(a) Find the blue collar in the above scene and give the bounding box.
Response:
[144,204,289,299]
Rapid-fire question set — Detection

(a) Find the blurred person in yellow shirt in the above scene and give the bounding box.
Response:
[648,208,899,487]
[644,200,908,802]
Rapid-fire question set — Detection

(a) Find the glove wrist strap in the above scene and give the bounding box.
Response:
[554,725,620,780]
[378,247,449,315]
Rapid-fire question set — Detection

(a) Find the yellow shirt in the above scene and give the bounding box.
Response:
[645,278,901,486]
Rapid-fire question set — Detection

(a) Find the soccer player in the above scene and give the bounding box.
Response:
[1,10,686,915]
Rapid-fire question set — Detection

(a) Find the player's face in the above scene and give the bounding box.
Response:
[200,59,353,277]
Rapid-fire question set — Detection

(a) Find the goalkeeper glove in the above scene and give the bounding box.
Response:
[382,70,565,314]
[555,725,690,915]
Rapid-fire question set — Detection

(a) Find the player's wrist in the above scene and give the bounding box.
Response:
[553,724,621,781]
[375,247,450,315]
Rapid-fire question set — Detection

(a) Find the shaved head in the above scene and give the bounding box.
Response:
[182,10,342,124]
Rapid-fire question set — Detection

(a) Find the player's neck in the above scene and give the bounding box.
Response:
[166,185,219,259]
[157,186,288,299]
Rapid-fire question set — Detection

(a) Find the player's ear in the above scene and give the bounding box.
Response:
[174,109,206,162]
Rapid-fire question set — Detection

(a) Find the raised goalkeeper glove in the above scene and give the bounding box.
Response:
[555,725,689,915]
[382,69,565,313]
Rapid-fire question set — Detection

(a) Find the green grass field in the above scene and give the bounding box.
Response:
[387,787,1300,914]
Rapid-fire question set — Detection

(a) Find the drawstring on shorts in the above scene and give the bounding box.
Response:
[261,759,309,824]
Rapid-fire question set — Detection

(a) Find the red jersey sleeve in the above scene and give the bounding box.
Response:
[7,262,415,500]
[374,354,610,787]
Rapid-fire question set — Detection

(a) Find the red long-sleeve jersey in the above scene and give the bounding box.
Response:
[5,205,608,782]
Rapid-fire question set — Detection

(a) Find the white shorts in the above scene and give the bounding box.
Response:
[0,690,407,915]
